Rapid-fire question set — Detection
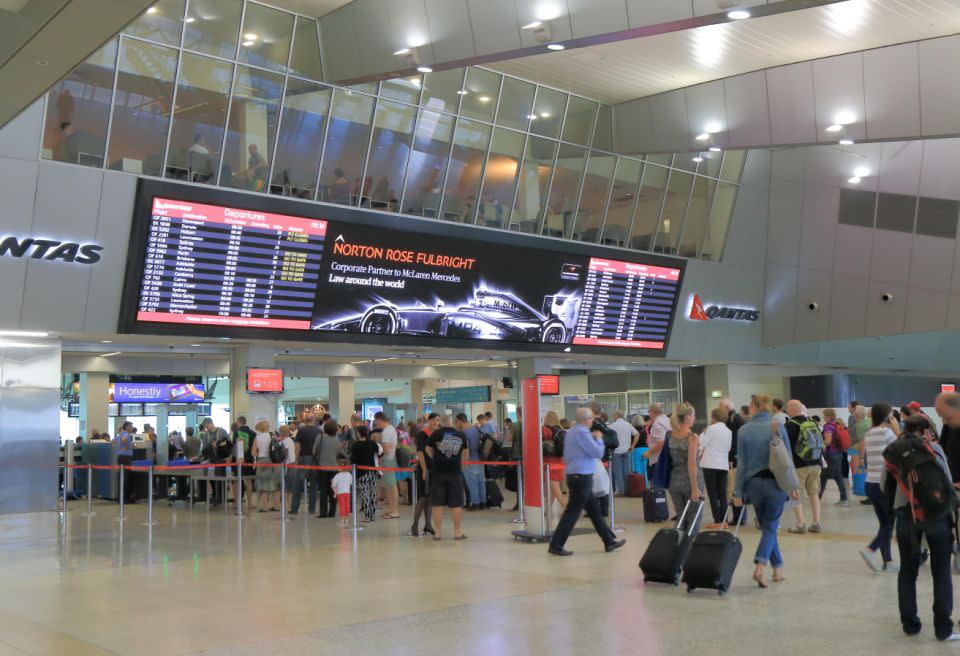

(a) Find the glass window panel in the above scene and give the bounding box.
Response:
[363,100,416,211]
[221,66,283,192]
[655,170,694,254]
[420,68,464,113]
[593,105,613,151]
[165,53,233,184]
[183,0,242,59]
[875,192,916,233]
[700,150,723,178]
[380,75,422,104]
[672,151,700,173]
[348,82,378,94]
[601,158,643,246]
[477,128,524,228]
[719,149,747,182]
[561,95,597,146]
[916,197,960,238]
[107,40,177,176]
[646,153,673,166]
[702,183,738,261]
[288,16,323,81]
[628,163,668,250]
[627,391,651,415]
[571,152,615,242]
[678,176,716,258]
[123,0,185,45]
[41,38,117,167]
[511,136,558,233]
[459,68,500,122]
[272,78,330,198]
[319,89,375,205]
[238,3,293,72]
[838,188,876,227]
[529,87,566,139]
[496,76,535,131]
[542,144,587,238]
[400,110,454,218]
[440,119,491,223]
[652,370,679,389]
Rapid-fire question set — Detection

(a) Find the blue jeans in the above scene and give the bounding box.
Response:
[745,476,788,567]
[464,464,486,507]
[865,482,893,562]
[895,508,954,639]
[611,451,630,494]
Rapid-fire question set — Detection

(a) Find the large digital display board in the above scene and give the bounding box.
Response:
[113,382,205,403]
[120,181,686,355]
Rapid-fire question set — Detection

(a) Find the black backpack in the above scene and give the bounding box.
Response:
[551,426,566,458]
[883,435,956,524]
[269,438,287,464]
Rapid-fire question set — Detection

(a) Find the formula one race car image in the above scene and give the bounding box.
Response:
[316,289,580,344]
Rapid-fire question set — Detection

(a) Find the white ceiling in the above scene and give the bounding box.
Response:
[488,0,960,104]
[265,0,352,18]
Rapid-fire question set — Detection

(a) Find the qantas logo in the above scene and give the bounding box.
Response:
[0,236,102,264]
[688,294,759,322]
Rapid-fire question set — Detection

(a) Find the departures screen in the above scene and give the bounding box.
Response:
[122,187,685,355]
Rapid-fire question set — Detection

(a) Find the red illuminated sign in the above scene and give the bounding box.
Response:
[942,383,955,393]
[247,368,284,393]
[537,375,560,395]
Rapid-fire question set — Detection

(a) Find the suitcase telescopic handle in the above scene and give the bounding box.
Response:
[677,499,705,536]
[725,503,746,538]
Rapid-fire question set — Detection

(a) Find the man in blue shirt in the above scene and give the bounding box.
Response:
[113,421,136,503]
[459,414,486,510]
[548,408,625,556]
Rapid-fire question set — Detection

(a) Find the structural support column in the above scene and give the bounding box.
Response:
[515,358,553,537]
[328,376,356,423]
[230,345,277,427]
[79,372,110,440]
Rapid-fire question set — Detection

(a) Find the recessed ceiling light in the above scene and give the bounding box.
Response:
[243,33,258,41]
[727,9,751,19]
[547,43,565,51]
[190,344,203,347]
[540,112,551,118]
[848,176,861,184]
[527,114,538,120]
[410,77,421,86]
[695,132,710,141]
[478,95,491,103]
[692,156,704,162]
[839,138,854,145]
[101,351,122,357]
[522,21,542,30]
[826,124,843,132]
[0,330,49,338]
[709,146,722,152]
[853,165,871,177]
[242,40,254,46]
[146,6,158,14]
[416,66,433,73]
[183,16,195,22]
[100,340,113,344]
[456,89,467,95]
[393,47,411,55]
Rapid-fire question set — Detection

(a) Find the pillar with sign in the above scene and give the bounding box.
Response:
[511,358,553,541]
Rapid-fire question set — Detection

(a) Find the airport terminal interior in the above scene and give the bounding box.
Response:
[7,0,960,653]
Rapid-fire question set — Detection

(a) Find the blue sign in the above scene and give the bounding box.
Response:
[113,382,205,403]
[435,385,491,404]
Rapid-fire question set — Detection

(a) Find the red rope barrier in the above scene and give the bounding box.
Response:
[64,460,521,473]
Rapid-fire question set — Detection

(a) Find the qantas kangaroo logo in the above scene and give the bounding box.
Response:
[688,294,759,322]
[689,294,709,321]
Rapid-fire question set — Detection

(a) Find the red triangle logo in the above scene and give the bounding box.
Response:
[689,294,709,321]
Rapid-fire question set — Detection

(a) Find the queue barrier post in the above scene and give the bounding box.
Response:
[350,464,364,532]
[117,464,127,522]
[410,466,417,511]
[608,472,622,533]
[144,466,159,526]
[81,464,95,518]
[60,464,68,514]
[544,464,552,533]
[278,464,290,522]
[235,460,244,518]
[512,462,525,524]
[302,474,308,516]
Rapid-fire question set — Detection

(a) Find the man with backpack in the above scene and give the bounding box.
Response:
[784,400,824,534]
[459,414,486,511]
[882,413,959,642]
[819,408,850,507]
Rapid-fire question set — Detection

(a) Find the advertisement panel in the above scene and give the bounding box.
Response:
[113,382,205,403]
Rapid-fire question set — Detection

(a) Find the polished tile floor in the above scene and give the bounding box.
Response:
[0,488,952,655]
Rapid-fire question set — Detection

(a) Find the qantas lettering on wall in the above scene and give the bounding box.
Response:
[0,236,102,264]
[688,294,759,322]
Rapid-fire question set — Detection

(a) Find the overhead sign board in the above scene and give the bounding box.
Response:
[436,385,491,404]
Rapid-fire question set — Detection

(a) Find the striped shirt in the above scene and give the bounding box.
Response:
[864,427,897,483]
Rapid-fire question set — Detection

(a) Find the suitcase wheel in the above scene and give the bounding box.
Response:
[718,590,726,597]
[687,586,695,593]
[642,577,649,583]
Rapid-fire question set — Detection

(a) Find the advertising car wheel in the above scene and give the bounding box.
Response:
[359,306,399,335]
[540,320,566,343]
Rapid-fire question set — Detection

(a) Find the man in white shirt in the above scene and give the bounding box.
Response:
[608,410,639,496]
[772,399,788,428]
[647,403,671,481]
[374,411,400,518]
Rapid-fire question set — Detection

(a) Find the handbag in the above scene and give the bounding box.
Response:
[769,421,800,494]
[592,459,610,496]
[651,433,672,489]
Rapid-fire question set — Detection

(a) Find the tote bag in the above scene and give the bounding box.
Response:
[769,422,800,494]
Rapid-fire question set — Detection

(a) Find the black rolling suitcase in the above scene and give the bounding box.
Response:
[639,501,703,585]
[485,479,504,508]
[642,488,669,523]
[682,505,745,596]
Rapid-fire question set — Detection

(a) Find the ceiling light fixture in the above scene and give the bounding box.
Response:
[540,112,551,118]
[527,113,538,120]
[727,9,751,20]
[839,138,854,145]
[146,6,158,14]
[692,156,704,162]
[522,20,542,30]
[416,65,433,73]
[243,33,258,41]
[456,89,467,95]
[0,330,49,338]
[563,347,571,352]
[853,165,871,178]
[183,16,195,22]
[709,146,722,152]
[478,95,490,103]
[100,340,113,344]
[847,176,861,184]
[826,124,843,132]
[695,132,710,141]
[101,351,122,358]
[547,43,565,51]
[393,47,411,55]
[242,40,254,46]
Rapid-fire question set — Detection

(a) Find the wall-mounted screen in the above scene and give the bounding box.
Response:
[537,375,560,396]
[248,368,283,393]
[119,181,686,355]
[67,402,80,418]
[113,382,205,403]
[108,402,119,417]
[119,403,144,415]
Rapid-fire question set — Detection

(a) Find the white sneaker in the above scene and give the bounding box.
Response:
[940,633,960,642]
[835,501,850,508]
[883,562,900,573]
[859,549,881,572]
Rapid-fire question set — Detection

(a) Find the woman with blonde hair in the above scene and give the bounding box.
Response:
[666,402,705,535]
[251,419,279,512]
[541,410,567,511]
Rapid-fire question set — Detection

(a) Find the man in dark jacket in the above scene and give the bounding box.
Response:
[722,398,745,523]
